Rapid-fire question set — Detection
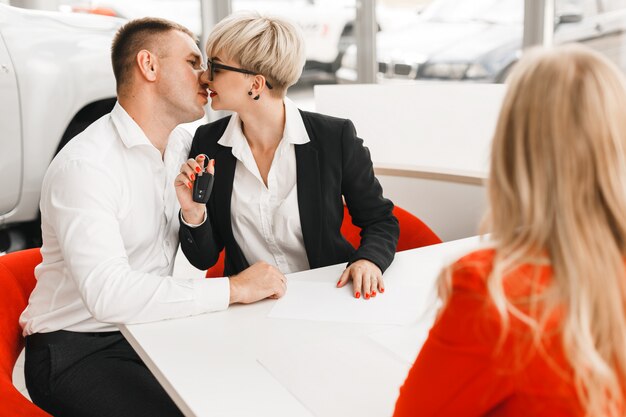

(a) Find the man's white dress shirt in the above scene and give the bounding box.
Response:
[20,102,229,335]
[217,97,310,274]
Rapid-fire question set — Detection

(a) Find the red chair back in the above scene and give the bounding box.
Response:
[341,205,442,251]
[205,250,226,279]
[206,205,440,278]
[0,248,51,416]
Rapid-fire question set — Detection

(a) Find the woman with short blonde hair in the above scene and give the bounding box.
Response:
[394,44,626,416]
[175,12,399,300]
[204,12,305,96]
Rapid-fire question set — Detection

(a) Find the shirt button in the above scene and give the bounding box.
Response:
[187,238,193,244]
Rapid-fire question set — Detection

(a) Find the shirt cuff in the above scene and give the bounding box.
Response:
[193,277,230,313]
[180,207,207,228]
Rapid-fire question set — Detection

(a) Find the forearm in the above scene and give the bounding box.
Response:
[179,212,222,270]
[340,119,400,272]
[351,215,399,271]
[75,258,230,323]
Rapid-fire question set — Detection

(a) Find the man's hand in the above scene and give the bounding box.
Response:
[175,155,214,225]
[229,262,287,304]
[336,259,383,300]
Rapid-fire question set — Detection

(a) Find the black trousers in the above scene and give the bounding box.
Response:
[24,330,184,417]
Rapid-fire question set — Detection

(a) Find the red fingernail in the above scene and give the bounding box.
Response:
[365,293,370,299]
[336,280,341,288]
[381,288,385,293]
[355,292,361,299]
[371,291,377,297]
[190,173,195,181]
[195,167,201,173]
[198,155,205,159]
[187,182,192,189]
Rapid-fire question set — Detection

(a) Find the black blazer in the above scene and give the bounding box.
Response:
[179,110,399,276]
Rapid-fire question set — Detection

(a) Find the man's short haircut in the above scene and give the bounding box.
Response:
[111,17,196,94]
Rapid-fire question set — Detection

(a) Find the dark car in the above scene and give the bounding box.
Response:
[337,0,626,83]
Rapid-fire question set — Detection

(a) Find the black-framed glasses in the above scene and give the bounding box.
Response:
[207,59,273,89]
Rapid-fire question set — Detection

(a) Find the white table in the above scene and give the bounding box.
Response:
[119,236,483,417]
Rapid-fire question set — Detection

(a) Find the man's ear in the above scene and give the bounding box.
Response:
[136,49,158,82]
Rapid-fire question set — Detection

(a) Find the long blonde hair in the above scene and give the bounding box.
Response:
[480,45,626,416]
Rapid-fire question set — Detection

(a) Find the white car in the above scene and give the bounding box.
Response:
[63,0,204,34]
[67,0,354,74]
[0,4,119,252]
[65,0,424,76]
[275,0,423,74]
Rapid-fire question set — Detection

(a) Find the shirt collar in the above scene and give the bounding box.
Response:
[110,101,153,149]
[283,97,310,146]
[217,97,310,155]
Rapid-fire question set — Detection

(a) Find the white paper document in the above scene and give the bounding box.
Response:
[368,310,437,365]
[257,335,411,417]
[268,280,425,325]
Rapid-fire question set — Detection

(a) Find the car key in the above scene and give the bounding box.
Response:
[192,154,214,204]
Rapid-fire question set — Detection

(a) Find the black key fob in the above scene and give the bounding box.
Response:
[192,155,214,204]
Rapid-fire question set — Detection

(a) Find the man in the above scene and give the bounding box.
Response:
[19,18,286,417]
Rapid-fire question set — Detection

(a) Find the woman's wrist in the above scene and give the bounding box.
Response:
[181,206,205,226]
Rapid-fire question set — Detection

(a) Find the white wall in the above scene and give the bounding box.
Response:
[315,82,505,241]
[376,175,486,241]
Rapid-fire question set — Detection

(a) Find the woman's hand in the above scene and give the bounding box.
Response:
[336,259,384,299]
[175,155,214,225]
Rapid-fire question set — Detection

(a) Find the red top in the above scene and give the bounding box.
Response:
[394,249,583,417]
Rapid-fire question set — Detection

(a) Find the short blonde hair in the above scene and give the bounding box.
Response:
[205,11,305,96]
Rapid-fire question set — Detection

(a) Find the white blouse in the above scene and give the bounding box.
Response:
[217,98,311,274]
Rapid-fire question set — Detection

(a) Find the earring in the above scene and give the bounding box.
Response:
[248,91,252,96]
[253,94,260,101]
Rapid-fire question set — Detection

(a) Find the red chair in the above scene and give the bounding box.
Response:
[341,205,441,252]
[0,248,51,416]
[205,250,227,279]
[205,206,441,278]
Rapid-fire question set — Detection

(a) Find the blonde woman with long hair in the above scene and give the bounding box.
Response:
[394,44,626,417]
